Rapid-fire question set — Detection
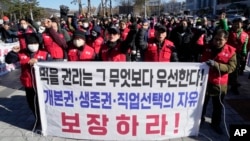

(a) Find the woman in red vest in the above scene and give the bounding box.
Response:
[5,34,52,130]
[18,19,38,50]
[67,30,96,61]
[201,29,237,134]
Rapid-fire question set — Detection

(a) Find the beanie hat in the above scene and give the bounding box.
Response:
[73,30,86,40]
[26,33,40,44]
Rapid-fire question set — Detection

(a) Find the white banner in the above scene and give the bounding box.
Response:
[34,62,209,140]
[0,42,20,76]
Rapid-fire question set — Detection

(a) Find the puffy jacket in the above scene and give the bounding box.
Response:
[201,44,236,85]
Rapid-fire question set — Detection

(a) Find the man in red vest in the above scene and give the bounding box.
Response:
[99,26,127,61]
[143,25,178,62]
[227,18,249,95]
[201,29,237,134]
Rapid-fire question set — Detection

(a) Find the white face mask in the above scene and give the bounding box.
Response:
[22,24,28,29]
[73,39,85,47]
[28,44,39,52]
[38,26,45,33]
[83,23,89,28]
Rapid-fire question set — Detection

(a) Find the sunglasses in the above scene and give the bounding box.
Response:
[108,30,119,35]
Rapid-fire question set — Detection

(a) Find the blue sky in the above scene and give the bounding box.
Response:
[37,0,113,10]
[38,0,185,10]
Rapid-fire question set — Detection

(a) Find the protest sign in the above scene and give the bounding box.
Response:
[34,62,209,140]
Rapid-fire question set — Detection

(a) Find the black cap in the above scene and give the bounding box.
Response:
[155,25,167,33]
[108,26,120,34]
[233,18,243,23]
[73,30,86,40]
[92,26,101,34]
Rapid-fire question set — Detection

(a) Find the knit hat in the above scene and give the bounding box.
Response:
[26,34,40,44]
[73,30,86,40]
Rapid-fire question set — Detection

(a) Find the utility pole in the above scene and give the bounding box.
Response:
[110,0,112,17]
[26,0,34,20]
[144,0,147,18]
[213,0,217,15]
[78,0,82,15]
[87,0,91,16]
[158,0,161,16]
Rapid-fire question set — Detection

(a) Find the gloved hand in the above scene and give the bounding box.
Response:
[206,59,215,67]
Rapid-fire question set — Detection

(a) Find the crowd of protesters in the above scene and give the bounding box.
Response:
[0,11,250,134]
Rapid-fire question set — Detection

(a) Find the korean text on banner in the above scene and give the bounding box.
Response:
[34,62,209,140]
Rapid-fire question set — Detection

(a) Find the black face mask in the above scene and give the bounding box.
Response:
[182,26,187,31]
[107,41,117,49]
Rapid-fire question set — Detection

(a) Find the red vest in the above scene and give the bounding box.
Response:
[68,44,95,61]
[228,30,248,54]
[42,32,64,59]
[148,28,155,42]
[120,27,130,41]
[90,37,104,55]
[17,27,35,50]
[201,44,236,85]
[100,43,126,61]
[19,50,48,88]
[197,34,205,46]
[144,39,174,62]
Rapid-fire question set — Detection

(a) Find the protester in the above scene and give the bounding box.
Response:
[86,25,104,59]
[42,18,68,61]
[227,18,249,95]
[169,19,193,62]
[67,30,96,61]
[201,29,237,134]
[143,25,178,62]
[0,22,18,43]
[17,19,39,49]
[5,33,52,130]
[119,19,130,41]
[99,26,127,61]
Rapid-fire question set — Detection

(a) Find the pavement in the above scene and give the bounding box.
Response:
[0,66,250,141]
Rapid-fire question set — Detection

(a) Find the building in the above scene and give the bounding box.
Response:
[163,1,185,15]
[148,0,161,16]
[185,0,250,16]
